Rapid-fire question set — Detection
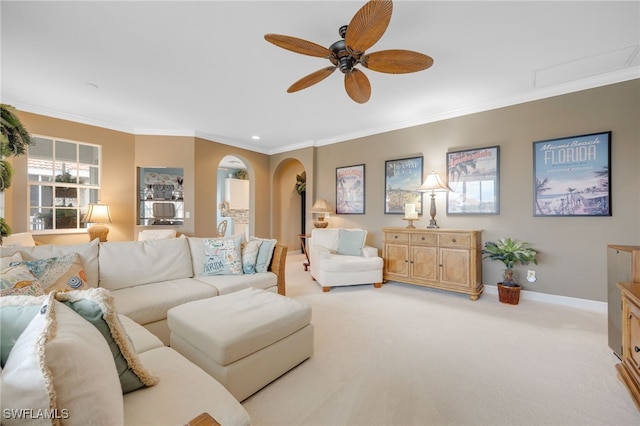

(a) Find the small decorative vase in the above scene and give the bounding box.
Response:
[497,283,521,305]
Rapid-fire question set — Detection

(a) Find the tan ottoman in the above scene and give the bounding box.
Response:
[167,288,314,401]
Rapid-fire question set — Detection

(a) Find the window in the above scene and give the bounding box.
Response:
[28,136,101,232]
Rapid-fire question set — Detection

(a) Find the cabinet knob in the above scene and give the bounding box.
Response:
[452,238,457,243]
[421,237,425,240]
[394,236,398,239]
[635,346,640,353]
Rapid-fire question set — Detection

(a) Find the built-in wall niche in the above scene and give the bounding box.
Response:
[137,167,184,226]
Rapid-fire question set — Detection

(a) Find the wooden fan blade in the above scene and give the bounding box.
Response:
[344,68,371,103]
[288,67,337,93]
[265,34,333,58]
[345,0,393,54]
[361,49,434,74]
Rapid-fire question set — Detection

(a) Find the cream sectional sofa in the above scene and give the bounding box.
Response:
[2,235,286,345]
[1,235,288,425]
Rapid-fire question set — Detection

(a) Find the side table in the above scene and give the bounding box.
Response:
[298,234,311,271]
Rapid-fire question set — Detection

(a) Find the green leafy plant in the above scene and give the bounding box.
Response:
[295,171,306,194]
[482,238,538,286]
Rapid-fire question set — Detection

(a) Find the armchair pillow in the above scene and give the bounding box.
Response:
[336,229,367,256]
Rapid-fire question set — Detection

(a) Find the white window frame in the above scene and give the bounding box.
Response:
[27,135,102,235]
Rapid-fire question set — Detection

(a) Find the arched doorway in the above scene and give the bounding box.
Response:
[217,155,250,239]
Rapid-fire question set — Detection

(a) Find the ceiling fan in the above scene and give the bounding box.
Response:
[264,0,433,104]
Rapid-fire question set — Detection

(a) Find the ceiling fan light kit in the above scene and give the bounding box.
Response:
[264,0,433,104]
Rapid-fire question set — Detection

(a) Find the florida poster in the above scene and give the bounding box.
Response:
[533,131,611,216]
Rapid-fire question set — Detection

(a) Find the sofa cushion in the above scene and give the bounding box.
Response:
[0,239,100,287]
[336,229,367,256]
[123,347,250,426]
[193,271,277,295]
[109,278,217,325]
[1,295,124,426]
[10,253,89,293]
[118,314,164,354]
[0,232,36,247]
[55,288,159,394]
[1,252,23,270]
[203,236,243,275]
[99,237,193,290]
[137,229,177,240]
[0,264,45,297]
[317,254,384,273]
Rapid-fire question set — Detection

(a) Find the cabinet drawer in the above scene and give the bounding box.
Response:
[438,233,471,248]
[410,233,437,245]
[385,232,409,243]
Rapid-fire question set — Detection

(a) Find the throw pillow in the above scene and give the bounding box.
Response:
[0,232,36,247]
[250,237,278,273]
[1,252,23,270]
[337,229,367,256]
[0,296,43,367]
[0,264,45,297]
[10,253,89,293]
[1,294,125,426]
[203,236,243,275]
[241,239,263,274]
[55,288,159,393]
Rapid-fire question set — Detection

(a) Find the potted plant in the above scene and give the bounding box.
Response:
[482,237,538,305]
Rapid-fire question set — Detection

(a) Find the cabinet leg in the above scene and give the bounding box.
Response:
[469,294,480,301]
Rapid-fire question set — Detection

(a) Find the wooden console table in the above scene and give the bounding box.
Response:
[382,228,483,300]
[616,282,640,410]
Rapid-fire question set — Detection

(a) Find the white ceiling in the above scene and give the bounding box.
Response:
[2,1,639,155]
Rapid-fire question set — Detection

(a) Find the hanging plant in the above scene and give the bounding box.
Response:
[1,104,33,191]
[295,171,306,194]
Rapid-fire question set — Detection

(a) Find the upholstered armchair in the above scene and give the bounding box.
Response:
[308,228,383,292]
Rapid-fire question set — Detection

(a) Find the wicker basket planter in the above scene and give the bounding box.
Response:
[497,283,521,305]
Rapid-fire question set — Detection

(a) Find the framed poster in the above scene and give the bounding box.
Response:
[446,146,500,215]
[336,164,365,214]
[384,156,423,214]
[533,131,611,217]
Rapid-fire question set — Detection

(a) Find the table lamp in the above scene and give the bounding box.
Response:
[418,172,451,229]
[83,203,112,242]
[310,199,332,228]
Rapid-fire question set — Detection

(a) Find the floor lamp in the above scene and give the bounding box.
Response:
[418,172,451,229]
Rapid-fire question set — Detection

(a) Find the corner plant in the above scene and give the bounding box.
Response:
[482,237,538,286]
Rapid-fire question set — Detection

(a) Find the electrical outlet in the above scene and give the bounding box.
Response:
[527,270,536,282]
[185,211,191,219]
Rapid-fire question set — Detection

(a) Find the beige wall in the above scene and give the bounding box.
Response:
[193,138,271,238]
[277,80,640,302]
[6,79,638,301]
[6,112,135,244]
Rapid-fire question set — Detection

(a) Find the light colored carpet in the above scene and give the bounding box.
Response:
[242,253,639,425]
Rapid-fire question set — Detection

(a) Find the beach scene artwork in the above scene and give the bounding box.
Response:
[385,157,423,214]
[533,132,611,216]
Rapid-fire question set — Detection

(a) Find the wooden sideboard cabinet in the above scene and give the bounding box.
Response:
[616,282,640,411]
[382,228,483,300]
[608,245,640,358]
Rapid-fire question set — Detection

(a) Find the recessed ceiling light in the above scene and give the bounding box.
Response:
[251,135,260,140]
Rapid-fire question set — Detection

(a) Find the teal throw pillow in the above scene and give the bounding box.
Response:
[0,303,41,367]
[251,237,277,273]
[337,229,367,256]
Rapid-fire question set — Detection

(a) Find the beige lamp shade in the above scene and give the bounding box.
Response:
[310,199,332,228]
[418,172,452,193]
[83,203,112,242]
[417,172,451,229]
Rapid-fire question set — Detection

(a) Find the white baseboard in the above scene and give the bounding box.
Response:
[483,285,607,314]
